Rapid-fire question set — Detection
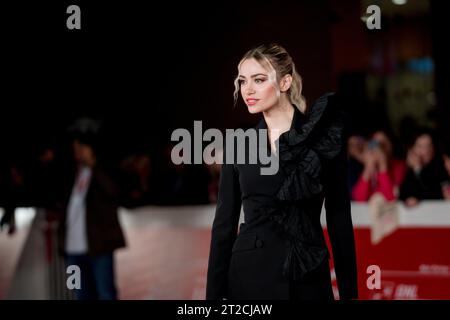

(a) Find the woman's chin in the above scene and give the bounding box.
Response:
[247,105,262,114]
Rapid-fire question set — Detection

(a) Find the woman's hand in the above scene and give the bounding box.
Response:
[361,147,388,180]
[442,183,450,200]
[373,148,388,173]
[361,149,377,180]
[405,197,419,207]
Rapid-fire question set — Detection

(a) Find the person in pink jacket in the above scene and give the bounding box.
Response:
[351,130,406,202]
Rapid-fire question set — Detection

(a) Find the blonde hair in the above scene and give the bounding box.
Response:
[233,43,307,113]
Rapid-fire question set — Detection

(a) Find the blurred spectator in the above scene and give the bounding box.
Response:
[0,162,32,235]
[119,152,155,207]
[441,144,450,200]
[154,143,210,205]
[347,135,366,191]
[351,130,406,202]
[57,133,126,300]
[399,129,448,207]
[29,139,61,210]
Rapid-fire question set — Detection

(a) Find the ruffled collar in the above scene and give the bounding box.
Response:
[256,92,343,163]
[255,92,345,280]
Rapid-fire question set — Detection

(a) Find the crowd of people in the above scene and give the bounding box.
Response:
[347,127,450,205]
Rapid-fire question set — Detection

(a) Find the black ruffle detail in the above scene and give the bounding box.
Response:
[261,92,345,281]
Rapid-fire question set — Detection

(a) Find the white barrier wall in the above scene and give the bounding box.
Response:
[118,201,450,228]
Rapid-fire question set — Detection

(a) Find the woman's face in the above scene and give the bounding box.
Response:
[414,134,434,165]
[238,58,278,114]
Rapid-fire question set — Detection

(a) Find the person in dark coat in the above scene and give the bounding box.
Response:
[206,44,358,300]
[399,129,448,206]
[57,134,126,300]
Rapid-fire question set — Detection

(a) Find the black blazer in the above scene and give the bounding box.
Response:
[206,93,358,300]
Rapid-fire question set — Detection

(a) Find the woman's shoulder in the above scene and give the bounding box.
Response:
[304,92,346,160]
[307,92,343,132]
[276,92,345,169]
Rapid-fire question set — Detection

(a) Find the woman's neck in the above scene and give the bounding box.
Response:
[263,96,295,137]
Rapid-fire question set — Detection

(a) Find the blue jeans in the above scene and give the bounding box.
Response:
[65,252,118,300]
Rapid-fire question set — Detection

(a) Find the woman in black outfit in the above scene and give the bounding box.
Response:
[206,43,358,300]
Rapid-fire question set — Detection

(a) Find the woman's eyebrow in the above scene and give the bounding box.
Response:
[238,73,268,79]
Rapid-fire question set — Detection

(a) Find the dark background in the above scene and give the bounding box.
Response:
[2,0,339,163]
[2,0,449,168]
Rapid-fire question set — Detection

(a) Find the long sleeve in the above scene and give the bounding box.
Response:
[352,171,396,202]
[377,171,396,201]
[206,162,242,300]
[325,149,358,300]
[351,175,371,201]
